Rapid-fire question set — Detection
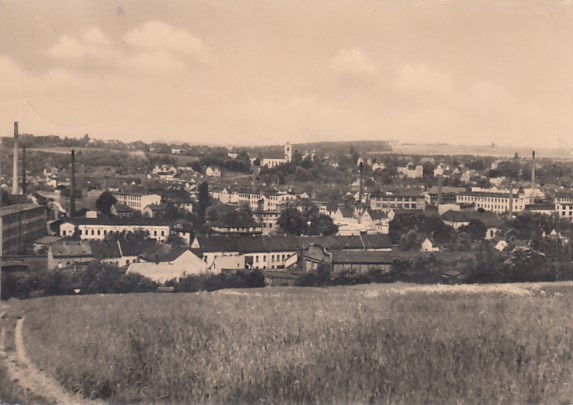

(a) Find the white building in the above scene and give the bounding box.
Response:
[112,192,161,212]
[261,143,293,168]
[456,190,528,214]
[60,218,171,242]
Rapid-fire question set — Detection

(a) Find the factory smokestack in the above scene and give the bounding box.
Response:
[21,145,26,195]
[12,122,19,195]
[531,150,536,204]
[69,149,76,217]
[437,174,443,206]
[508,183,513,219]
[358,160,364,204]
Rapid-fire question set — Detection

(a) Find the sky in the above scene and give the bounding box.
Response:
[0,0,572,148]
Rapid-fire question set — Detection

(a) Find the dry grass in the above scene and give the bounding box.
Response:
[12,283,573,404]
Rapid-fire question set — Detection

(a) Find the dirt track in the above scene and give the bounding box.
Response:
[0,306,102,405]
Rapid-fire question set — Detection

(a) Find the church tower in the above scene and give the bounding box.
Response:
[285,142,293,162]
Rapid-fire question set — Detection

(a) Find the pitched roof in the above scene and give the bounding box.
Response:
[441,210,470,223]
[145,203,167,212]
[261,149,286,160]
[366,209,388,220]
[140,243,189,262]
[360,234,392,250]
[63,217,170,226]
[91,240,121,260]
[50,240,93,258]
[1,203,44,217]
[119,238,157,257]
[337,207,355,218]
[465,211,504,228]
[114,203,135,213]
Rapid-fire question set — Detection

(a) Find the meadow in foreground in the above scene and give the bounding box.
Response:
[14,283,573,403]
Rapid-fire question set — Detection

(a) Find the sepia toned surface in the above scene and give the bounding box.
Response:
[0,1,572,147]
[2,1,573,404]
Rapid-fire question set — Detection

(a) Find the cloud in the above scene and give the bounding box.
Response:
[124,21,215,66]
[0,57,22,105]
[328,48,377,76]
[50,28,114,64]
[48,22,214,76]
[393,63,453,95]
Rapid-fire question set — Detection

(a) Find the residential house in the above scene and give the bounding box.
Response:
[397,164,423,179]
[48,240,93,269]
[205,166,222,177]
[127,245,207,283]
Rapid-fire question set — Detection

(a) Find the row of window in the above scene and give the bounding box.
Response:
[75,228,167,237]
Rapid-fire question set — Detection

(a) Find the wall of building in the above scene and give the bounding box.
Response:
[1,205,47,256]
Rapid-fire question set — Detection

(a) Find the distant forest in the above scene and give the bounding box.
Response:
[294,140,392,154]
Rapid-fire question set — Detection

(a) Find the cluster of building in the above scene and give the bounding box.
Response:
[3,121,573,287]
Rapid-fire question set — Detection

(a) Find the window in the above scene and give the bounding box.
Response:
[154,231,157,236]
[91,229,95,235]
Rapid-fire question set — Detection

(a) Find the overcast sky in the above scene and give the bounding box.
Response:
[0,0,572,147]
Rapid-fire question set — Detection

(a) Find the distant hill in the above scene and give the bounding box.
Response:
[294,140,392,154]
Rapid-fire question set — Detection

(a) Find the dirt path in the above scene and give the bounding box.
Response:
[0,310,102,405]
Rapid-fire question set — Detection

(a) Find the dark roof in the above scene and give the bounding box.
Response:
[91,240,121,260]
[63,217,170,226]
[524,204,554,211]
[426,186,466,195]
[337,207,355,218]
[441,210,470,223]
[459,191,520,198]
[114,203,135,213]
[119,239,157,256]
[465,211,504,228]
[360,234,392,250]
[140,243,189,262]
[50,240,93,258]
[261,149,286,160]
[1,203,44,217]
[366,209,388,220]
[195,235,392,254]
[371,189,423,198]
[145,203,167,212]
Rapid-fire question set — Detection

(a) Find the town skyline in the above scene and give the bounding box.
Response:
[1,0,572,148]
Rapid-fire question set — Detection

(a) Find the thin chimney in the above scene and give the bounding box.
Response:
[12,121,18,195]
[359,160,364,203]
[437,174,443,206]
[531,150,536,204]
[69,149,76,217]
[21,145,26,195]
[508,183,513,219]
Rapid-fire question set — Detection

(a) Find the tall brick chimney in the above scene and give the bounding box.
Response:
[531,150,536,204]
[12,122,19,195]
[69,149,76,217]
[21,145,26,195]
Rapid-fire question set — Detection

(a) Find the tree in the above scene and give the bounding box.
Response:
[459,219,487,242]
[277,201,338,236]
[96,191,117,218]
[277,207,307,235]
[308,214,338,236]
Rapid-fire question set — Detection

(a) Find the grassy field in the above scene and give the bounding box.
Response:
[9,283,573,403]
